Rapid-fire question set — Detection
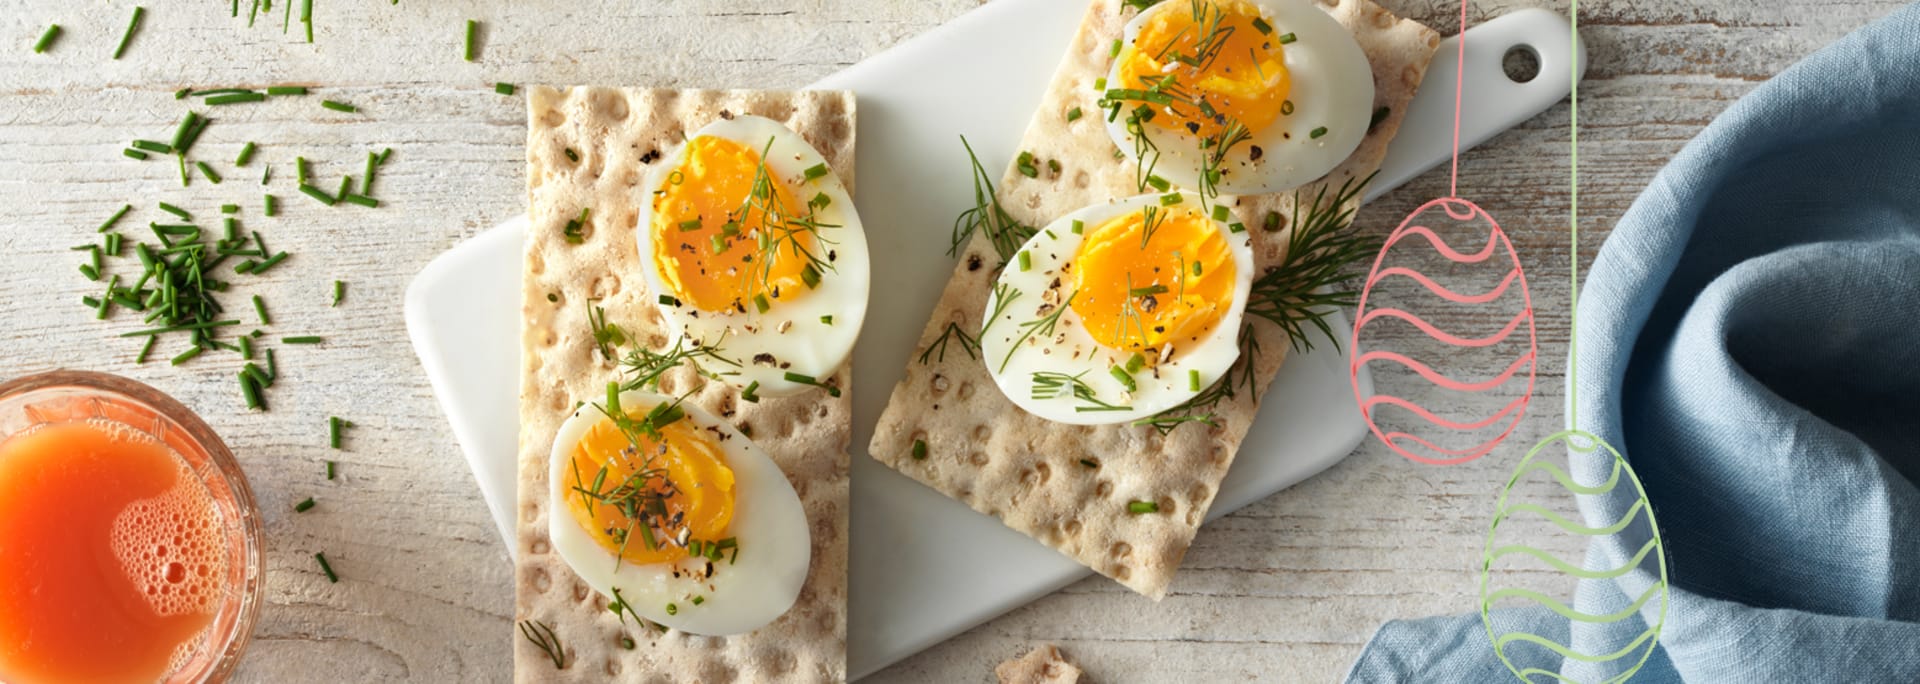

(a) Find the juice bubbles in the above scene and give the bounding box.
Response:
[0,372,261,684]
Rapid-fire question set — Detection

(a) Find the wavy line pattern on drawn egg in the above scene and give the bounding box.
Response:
[1350,197,1538,465]
[1480,430,1670,684]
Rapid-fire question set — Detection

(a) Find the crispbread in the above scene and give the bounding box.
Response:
[516,87,853,683]
[996,644,1085,684]
[870,0,1438,599]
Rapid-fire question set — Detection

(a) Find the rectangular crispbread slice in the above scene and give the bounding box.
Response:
[516,87,853,683]
[870,0,1438,599]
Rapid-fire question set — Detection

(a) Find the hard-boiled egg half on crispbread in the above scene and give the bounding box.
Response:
[548,387,810,636]
[636,114,869,397]
[1103,0,1374,195]
[981,192,1255,424]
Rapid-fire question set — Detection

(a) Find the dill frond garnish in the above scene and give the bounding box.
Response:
[734,138,838,301]
[618,336,740,392]
[919,322,979,364]
[998,290,1078,373]
[951,136,1036,262]
[1032,370,1132,413]
[518,620,567,669]
[980,282,1022,338]
[1243,171,1382,352]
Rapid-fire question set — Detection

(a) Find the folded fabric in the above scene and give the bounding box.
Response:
[1347,4,1920,682]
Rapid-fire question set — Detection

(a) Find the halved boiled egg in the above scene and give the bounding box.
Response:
[1104,0,1374,195]
[636,115,869,396]
[981,192,1255,425]
[548,389,810,636]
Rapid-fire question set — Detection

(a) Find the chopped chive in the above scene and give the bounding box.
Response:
[320,100,356,113]
[239,370,264,410]
[1016,151,1038,178]
[314,552,337,583]
[104,233,122,255]
[708,233,727,254]
[266,85,308,96]
[176,113,209,155]
[691,596,704,606]
[819,315,832,325]
[298,184,336,206]
[254,251,289,273]
[196,162,223,184]
[33,25,61,54]
[783,371,841,397]
[131,140,172,153]
[328,416,347,449]
[362,152,378,194]
[1108,365,1136,392]
[236,142,257,167]
[1263,211,1282,232]
[911,439,927,460]
[1017,251,1031,272]
[677,219,702,231]
[1159,193,1183,206]
[1277,32,1297,45]
[740,381,759,403]
[1110,38,1122,57]
[800,263,821,289]
[336,174,353,199]
[222,204,240,215]
[1071,219,1085,234]
[810,192,831,209]
[206,92,267,106]
[657,294,680,307]
[1125,352,1146,373]
[802,163,829,182]
[1067,106,1083,122]
[173,87,191,99]
[123,148,149,160]
[239,334,254,360]
[1095,77,1107,90]
[331,280,345,306]
[464,19,479,61]
[157,202,190,220]
[1188,369,1201,391]
[296,156,309,184]
[177,154,189,187]
[1281,100,1294,116]
[281,335,323,345]
[563,147,579,163]
[326,460,335,480]
[1128,500,1160,514]
[1080,458,1098,469]
[495,82,515,95]
[1309,126,1328,139]
[136,336,157,364]
[378,147,393,164]
[253,295,271,324]
[338,194,378,208]
[264,194,276,216]
[1146,175,1171,192]
[665,603,677,616]
[170,346,202,366]
[295,497,316,513]
[112,7,145,60]
[1212,205,1230,222]
[78,263,99,281]
[1129,284,1167,297]
[752,294,770,313]
[1192,261,1202,276]
[1370,106,1392,130]
[1252,17,1272,34]
[300,0,313,43]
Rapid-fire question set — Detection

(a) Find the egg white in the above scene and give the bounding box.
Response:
[1104,0,1375,195]
[635,115,870,397]
[548,390,810,636]
[980,193,1255,425]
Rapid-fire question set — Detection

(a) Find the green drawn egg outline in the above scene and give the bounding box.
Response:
[1479,429,1670,684]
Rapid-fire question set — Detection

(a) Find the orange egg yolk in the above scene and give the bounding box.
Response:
[1070,206,1237,359]
[565,410,734,565]
[651,135,816,313]
[1115,0,1290,141]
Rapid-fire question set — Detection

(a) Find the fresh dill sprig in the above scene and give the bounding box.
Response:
[998,290,1077,373]
[734,138,838,301]
[918,322,979,364]
[1031,370,1131,412]
[1133,325,1260,434]
[618,336,741,392]
[980,282,1022,338]
[950,136,1036,262]
[1243,171,1382,352]
[518,620,567,669]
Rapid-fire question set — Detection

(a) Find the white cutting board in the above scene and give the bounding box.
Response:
[403,3,1582,679]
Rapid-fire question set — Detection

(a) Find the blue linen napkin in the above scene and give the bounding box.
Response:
[1346,4,1920,681]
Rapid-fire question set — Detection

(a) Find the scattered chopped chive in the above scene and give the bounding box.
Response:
[104,233,122,255]
[620,637,635,650]
[264,194,276,216]
[1071,219,1085,234]
[266,85,307,96]
[1309,126,1328,139]
[320,100,356,113]
[657,294,680,307]
[339,194,378,208]
[196,162,223,184]
[1212,205,1230,222]
[1016,151,1038,178]
[331,280,345,306]
[1125,352,1146,374]
[298,184,336,206]
[174,87,191,99]
[157,202,190,220]
[136,336,157,363]
[1159,193,1183,206]
[1110,38,1122,57]
[665,603,677,616]
[1080,458,1098,469]
[494,82,515,95]
[1049,158,1061,175]
[1192,261,1202,276]
[206,92,267,106]
[222,204,240,214]
[328,416,347,449]
[737,380,760,404]
[911,439,927,460]
[1277,32,1297,45]
[691,596,704,606]
[239,334,254,360]
[1067,106,1083,122]
[314,552,337,583]
[254,251,289,273]
[252,295,271,324]
[336,174,353,199]
[326,460,335,480]
[1129,284,1167,297]
[378,147,393,164]
[295,497,316,513]
[296,156,309,183]
[300,0,313,42]
[1095,77,1107,90]
[708,233,727,254]
[123,149,149,160]
[170,346,202,366]
[361,152,379,193]
[1017,251,1032,272]
[1108,365,1136,392]
[33,25,61,54]
[1188,369,1202,391]
[800,263,821,289]
[1252,17,1272,34]
[1146,175,1171,192]
[1128,500,1159,514]
[131,139,172,153]
[1281,100,1294,116]
[752,294,770,314]
[1263,210,1282,232]
[239,371,264,410]
[236,142,256,167]
[820,315,832,325]
[281,335,322,345]
[464,19,479,61]
[783,371,840,397]
[112,7,145,60]
[173,112,207,155]
[177,155,189,187]
[677,219,702,231]
[810,192,831,209]
[78,263,99,280]
[802,163,830,182]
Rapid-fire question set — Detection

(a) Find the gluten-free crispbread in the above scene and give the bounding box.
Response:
[871,0,1439,599]
[516,87,853,682]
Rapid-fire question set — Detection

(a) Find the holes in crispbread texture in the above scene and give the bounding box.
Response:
[971,424,990,442]
[699,660,737,683]
[755,647,799,676]
[957,381,976,400]
[589,273,620,300]
[759,98,795,125]
[968,451,989,467]
[592,89,631,122]
[528,539,550,555]
[1113,564,1132,581]
[815,403,830,420]
[528,567,551,593]
[1094,479,1113,498]
[1073,169,1091,189]
[929,373,950,397]
[570,581,591,603]
[1063,519,1083,539]
[527,248,546,275]
[603,658,622,678]
[547,382,568,412]
[540,107,564,129]
[1110,541,1132,560]
[1034,461,1053,486]
[522,501,542,524]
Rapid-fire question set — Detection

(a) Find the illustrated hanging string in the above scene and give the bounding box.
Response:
[1448,0,1468,198]
[1566,0,1580,430]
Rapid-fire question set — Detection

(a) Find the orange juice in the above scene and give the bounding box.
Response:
[0,372,261,684]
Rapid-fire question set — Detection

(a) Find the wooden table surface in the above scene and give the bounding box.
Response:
[0,0,1901,681]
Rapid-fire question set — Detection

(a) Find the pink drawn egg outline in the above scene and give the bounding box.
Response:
[1349,197,1538,466]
